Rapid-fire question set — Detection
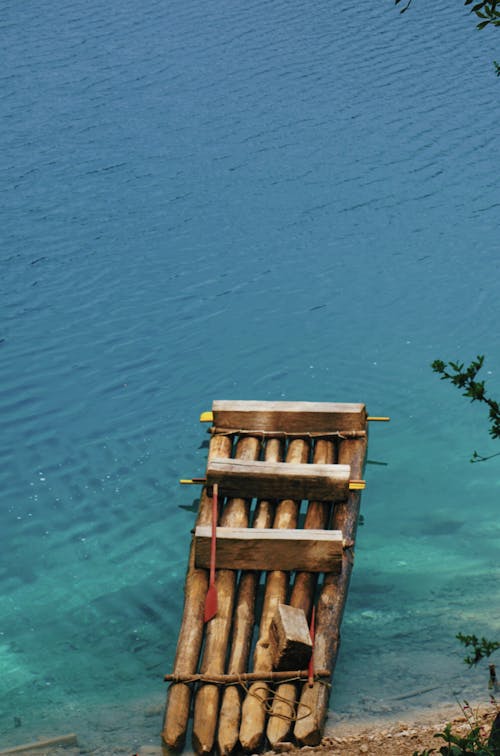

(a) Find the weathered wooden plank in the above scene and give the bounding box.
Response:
[294,436,367,746]
[192,436,261,755]
[207,458,350,501]
[212,400,367,433]
[194,526,343,573]
[162,433,233,751]
[266,439,334,747]
[217,438,283,756]
[239,438,310,752]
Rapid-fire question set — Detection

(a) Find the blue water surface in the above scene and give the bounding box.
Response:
[1,0,499,750]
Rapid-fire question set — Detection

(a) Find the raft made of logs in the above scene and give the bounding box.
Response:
[162,400,379,754]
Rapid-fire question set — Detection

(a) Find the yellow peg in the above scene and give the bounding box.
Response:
[367,416,390,422]
[199,411,213,423]
[179,477,207,485]
[349,481,366,491]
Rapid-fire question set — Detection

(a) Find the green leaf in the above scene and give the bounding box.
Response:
[431,359,446,373]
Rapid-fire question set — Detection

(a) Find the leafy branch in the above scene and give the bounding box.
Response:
[395,0,500,27]
[413,700,499,755]
[464,0,500,30]
[395,0,500,73]
[457,633,500,667]
[431,356,500,462]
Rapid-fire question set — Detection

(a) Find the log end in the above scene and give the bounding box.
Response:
[192,685,219,755]
[239,684,268,752]
[238,731,263,753]
[295,728,322,747]
[266,683,296,746]
[217,686,242,756]
[161,733,184,752]
[191,739,214,756]
[293,682,327,746]
[162,684,191,751]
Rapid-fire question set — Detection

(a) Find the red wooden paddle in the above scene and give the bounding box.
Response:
[204,483,218,622]
[308,605,316,686]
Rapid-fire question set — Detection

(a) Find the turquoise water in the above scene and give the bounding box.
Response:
[1,0,499,751]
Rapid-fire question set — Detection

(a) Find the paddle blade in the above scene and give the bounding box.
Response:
[204,584,217,622]
[308,605,316,686]
[204,483,218,622]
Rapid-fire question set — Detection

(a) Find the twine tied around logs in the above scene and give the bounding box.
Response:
[241,678,330,723]
[209,427,366,440]
[164,669,330,685]
[165,672,331,723]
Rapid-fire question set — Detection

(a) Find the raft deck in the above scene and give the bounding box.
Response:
[162,400,376,754]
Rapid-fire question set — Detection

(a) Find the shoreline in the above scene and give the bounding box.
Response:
[3,698,496,756]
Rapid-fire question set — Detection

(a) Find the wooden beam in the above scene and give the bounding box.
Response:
[294,435,368,746]
[217,437,283,756]
[0,735,78,755]
[212,400,366,433]
[207,458,351,501]
[267,439,334,747]
[192,436,262,756]
[194,526,343,573]
[162,434,233,751]
[239,438,310,753]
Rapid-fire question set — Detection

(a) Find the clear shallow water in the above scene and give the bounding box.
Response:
[1,0,499,750]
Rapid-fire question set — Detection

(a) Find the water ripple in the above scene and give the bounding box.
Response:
[1,0,499,745]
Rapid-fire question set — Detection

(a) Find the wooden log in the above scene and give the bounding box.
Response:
[0,734,78,754]
[207,458,350,502]
[192,436,261,755]
[294,436,367,746]
[266,440,334,747]
[239,438,310,752]
[289,439,335,616]
[269,604,312,670]
[165,669,331,683]
[212,400,367,433]
[217,438,282,756]
[162,433,233,750]
[194,526,343,572]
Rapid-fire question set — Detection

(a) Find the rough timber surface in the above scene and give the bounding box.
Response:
[194,526,343,572]
[206,458,351,501]
[212,400,367,433]
[162,400,369,755]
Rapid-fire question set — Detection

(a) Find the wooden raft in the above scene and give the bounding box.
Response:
[162,400,370,754]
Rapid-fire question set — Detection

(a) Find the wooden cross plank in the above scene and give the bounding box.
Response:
[212,400,367,433]
[194,526,343,573]
[206,458,351,501]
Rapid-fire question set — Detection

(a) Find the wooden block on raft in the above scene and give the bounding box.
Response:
[212,400,367,433]
[206,458,351,501]
[269,604,312,671]
[194,526,343,572]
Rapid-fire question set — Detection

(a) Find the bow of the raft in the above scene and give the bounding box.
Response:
[161,400,388,754]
